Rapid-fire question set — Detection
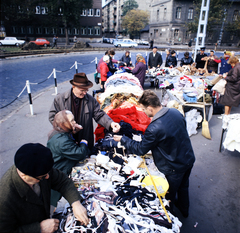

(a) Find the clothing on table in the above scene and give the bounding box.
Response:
[195,53,207,69]
[49,89,113,149]
[219,62,240,107]
[120,107,195,214]
[148,52,163,68]
[165,55,177,67]
[180,57,194,67]
[0,166,80,232]
[214,57,232,75]
[132,62,147,88]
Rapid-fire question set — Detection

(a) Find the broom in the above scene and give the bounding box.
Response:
[202,87,211,139]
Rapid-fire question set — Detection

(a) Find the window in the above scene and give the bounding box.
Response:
[95,9,100,17]
[88,9,93,16]
[73,28,79,35]
[174,29,179,38]
[35,6,40,14]
[230,34,234,40]
[176,7,181,19]
[233,10,239,21]
[28,27,33,34]
[68,29,72,35]
[81,27,87,35]
[52,28,57,35]
[41,7,48,14]
[36,27,42,34]
[157,10,159,21]
[164,8,167,19]
[20,27,26,34]
[188,8,193,19]
[81,9,87,16]
[44,27,49,34]
[59,28,64,35]
[95,27,100,35]
[88,27,93,35]
[12,26,18,34]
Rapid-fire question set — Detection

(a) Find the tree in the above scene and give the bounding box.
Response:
[122,0,138,16]
[122,9,149,39]
[187,0,231,33]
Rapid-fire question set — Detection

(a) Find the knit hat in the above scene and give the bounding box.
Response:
[14,143,54,177]
[70,73,93,89]
[103,55,109,62]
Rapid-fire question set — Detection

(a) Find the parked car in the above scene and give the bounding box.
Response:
[113,39,138,48]
[30,38,50,47]
[0,37,25,46]
[140,40,149,46]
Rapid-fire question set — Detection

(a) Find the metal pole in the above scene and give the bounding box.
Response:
[53,68,58,95]
[95,57,98,71]
[75,61,78,73]
[26,80,34,116]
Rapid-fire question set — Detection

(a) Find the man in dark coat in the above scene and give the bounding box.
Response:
[195,47,207,69]
[49,73,120,150]
[114,90,195,218]
[165,50,177,68]
[0,143,89,233]
[148,46,163,69]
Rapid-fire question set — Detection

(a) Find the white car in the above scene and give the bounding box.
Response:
[114,39,138,48]
[0,37,25,46]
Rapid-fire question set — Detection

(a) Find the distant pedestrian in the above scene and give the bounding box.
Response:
[73,36,77,43]
[51,35,58,49]
[149,39,154,49]
[188,39,192,48]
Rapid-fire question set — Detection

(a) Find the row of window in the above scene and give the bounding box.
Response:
[35,6,101,17]
[12,26,101,36]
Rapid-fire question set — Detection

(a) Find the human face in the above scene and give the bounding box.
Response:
[153,48,157,53]
[34,173,49,181]
[140,104,153,118]
[23,173,49,186]
[66,113,76,128]
[72,86,88,98]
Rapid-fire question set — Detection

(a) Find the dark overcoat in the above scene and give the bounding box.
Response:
[219,62,240,107]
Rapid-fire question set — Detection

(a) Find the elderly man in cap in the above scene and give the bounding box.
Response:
[0,143,89,233]
[195,47,207,69]
[148,46,163,69]
[49,73,120,150]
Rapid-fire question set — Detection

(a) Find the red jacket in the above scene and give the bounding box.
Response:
[100,62,109,81]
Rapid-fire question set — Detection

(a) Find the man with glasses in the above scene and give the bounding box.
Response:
[49,73,120,150]
[0,143,89,233]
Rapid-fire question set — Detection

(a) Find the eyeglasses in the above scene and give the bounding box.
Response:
[34,173,48,181]
[80,89,88,93]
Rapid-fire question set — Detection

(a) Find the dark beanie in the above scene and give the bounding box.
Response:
[14,143,54,177]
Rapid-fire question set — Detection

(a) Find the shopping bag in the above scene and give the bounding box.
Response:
[212,79,227,95]
[210,75,223,85]
[94,72,99,84]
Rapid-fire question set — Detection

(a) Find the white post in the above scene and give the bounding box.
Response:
[53,68,58,95]
[75,61,78,73]
[26,80,34,116]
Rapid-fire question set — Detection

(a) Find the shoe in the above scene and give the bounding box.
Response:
[174,201,189,218]
[92,90,96,98]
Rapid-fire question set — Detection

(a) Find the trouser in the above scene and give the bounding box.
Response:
[165,166,193,215]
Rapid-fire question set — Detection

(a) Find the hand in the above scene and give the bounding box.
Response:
[111,122,120,133]
[113,135,122,142]
[72,124,83,134]
[81,139,88,145]
[72,201,89,226]
[40,219,59,233]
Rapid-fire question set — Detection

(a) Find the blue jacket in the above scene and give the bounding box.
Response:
[121,108,195,175]
[219,58,232,74]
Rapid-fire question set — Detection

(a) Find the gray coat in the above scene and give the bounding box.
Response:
[220,62,240,107]
[49,89,113,149]
[0,166,80,232]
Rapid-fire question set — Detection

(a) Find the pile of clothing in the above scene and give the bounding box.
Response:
[56,154,182,233]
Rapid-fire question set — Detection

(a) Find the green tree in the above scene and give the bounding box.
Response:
[122,9,149,38]
[122,0,138,16]
[187,0,231,33]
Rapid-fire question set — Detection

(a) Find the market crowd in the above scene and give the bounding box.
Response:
[0,45,239,233]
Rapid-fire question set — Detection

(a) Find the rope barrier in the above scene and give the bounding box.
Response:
[0,85,27,109]
[0,58,97,110]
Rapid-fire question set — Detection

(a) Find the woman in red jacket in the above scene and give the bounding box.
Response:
[93,55,110,97]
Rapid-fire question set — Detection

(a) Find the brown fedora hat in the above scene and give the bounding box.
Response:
[70,73,93,89]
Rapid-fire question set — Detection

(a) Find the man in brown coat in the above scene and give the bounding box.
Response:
[49,73,120,149]
[0,143,89,233]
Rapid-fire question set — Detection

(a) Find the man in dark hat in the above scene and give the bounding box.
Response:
[0,143,89,233]
[148,46,163,69]
[49,73,120,149]
[195,47,207,69]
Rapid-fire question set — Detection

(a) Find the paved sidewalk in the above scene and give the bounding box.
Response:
[0,73,239,233]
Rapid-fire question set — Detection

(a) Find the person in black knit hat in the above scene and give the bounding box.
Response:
[0,143,89,233]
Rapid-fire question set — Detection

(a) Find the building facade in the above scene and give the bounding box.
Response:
[1,0,102,42]
[148,0,240,46]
